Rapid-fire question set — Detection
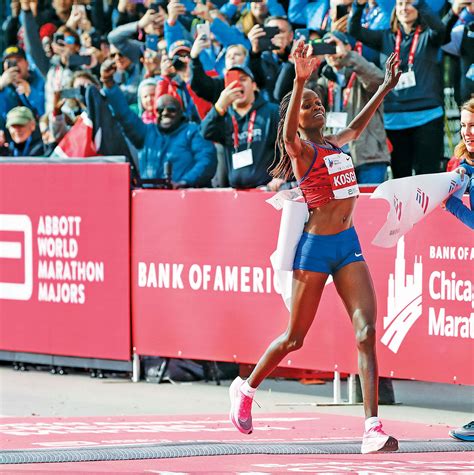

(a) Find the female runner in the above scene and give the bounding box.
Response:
[229,41,401,454]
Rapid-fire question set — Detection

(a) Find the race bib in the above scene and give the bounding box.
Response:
[323,152,359,199]
[232,149,253,170]
[394,70,416,91]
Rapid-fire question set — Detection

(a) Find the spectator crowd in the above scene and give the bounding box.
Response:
[0,0,473,189]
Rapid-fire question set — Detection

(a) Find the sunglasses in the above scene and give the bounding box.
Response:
[109,52,124,59]
[157,104,179,114]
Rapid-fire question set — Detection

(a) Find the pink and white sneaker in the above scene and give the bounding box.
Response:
[229,376,254,435]
[361,422,399,454]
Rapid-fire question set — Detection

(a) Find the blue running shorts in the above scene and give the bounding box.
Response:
[293,227,365,275]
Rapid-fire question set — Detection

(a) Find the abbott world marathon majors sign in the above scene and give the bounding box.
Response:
[37,215,103,304]
[0,162,131,360]
[132,189,473,385]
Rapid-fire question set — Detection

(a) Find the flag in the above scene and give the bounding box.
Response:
[370,172,465,248]
[51,112,98,158]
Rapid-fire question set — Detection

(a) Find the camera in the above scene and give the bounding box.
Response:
[53,33,65,44]
[5,58,17,69]
[257,26,281,51]
[60,86,86,101]
[171,55,187,71]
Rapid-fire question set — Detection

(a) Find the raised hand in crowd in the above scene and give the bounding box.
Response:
[11,0,21,17]
[451,0,473,14]
[160,54,176,78]
[19,0,38,16]
[247,24,267,54]
[15,79,31,97]
[331,14,348,33]
[118,0,138,14]
[100,58,117,88]
[0,65,20,91]
[214,80,244,114]
[293,40,320,83]
[324,33,351,67]
[167,0,186,26]
[190,33,211,59]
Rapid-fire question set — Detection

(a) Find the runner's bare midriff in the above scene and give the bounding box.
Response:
[305,196,357,235]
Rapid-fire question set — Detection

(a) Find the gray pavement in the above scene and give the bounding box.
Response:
[0,365,472,427]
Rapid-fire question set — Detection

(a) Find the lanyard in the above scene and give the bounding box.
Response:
[395,25,421,71]
[231,110,257,152]
[328,73,357,110]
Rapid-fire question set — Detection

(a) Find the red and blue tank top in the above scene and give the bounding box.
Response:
[298,140,360,209]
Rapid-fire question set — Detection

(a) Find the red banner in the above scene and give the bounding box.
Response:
[0,163,131,360]
[132,189,474,385]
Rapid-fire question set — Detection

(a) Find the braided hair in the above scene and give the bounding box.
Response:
[270,87,323,180]
[269,91,294,180]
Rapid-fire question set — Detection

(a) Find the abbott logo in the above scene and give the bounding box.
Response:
[0,214,33,300]
[381,236,423,353]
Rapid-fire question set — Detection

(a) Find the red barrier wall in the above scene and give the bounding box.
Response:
[132,189,474,385]
[0,163,131,360]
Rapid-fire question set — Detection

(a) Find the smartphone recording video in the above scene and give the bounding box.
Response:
[68,54,92,67]
[257,26,280,51]
[224,70,242,89]
[60,87,84,100]
[309,39,337,55]
[6,58,17,69]
[294,28,310,41]
[336,4,349,19]
[196,22,211,40]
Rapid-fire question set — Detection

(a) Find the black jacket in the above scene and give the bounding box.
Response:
[201,93,279,188]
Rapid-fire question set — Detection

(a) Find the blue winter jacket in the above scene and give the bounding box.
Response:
[0,68,44,127]
[103,85,217,186]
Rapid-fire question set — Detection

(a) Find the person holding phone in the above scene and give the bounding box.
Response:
[0,46,45,127]
[348,0,447,179]
[228,41,401,454]
[246,16,295,102]
[310,31,391,184]
[201,64,283,190]
[20,2,86,113]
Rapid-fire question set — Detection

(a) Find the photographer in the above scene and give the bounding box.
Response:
[246,16,294,102]
[156,40,209,121]
[48,70,101,143]
[21,4,98,113]
[108,2,166,66]
[201,65,281,189]
[0,46,45,127]
[101,60,217,187]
